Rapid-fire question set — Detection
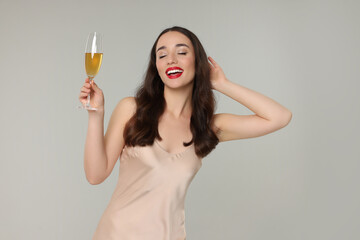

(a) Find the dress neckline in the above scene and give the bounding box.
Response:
[154,139,194,156]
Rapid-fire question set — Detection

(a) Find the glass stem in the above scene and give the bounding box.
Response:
[87,77,94,107]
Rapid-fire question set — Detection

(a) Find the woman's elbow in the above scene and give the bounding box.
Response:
[280,111,292,127]
[86,174,105,185]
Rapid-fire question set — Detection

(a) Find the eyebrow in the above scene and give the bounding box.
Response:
[156,43,190,53]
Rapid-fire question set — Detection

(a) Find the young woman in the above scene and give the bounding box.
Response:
[79,26,292,240]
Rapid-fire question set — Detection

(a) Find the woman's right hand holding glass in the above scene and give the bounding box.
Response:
[79,78,105,113]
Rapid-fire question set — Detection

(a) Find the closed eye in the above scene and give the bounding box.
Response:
[159,52,187,59]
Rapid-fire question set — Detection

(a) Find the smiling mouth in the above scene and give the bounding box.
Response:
[166,67,184,79]
[166,69,184,76]
[167,71,183,79]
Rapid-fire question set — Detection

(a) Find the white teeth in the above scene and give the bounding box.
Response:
[167,69,183,75]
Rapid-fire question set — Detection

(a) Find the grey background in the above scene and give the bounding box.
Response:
[0,0,359,239]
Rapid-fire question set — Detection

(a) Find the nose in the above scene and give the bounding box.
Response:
[167,52,177,65]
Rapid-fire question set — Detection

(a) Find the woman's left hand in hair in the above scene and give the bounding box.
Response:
[208,56,229,91]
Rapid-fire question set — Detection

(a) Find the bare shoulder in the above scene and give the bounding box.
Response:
[112,96,137,121]
[117,96,136,112]
[105,96,136,144]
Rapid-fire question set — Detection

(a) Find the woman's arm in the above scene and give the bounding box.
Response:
[84,97,136,185]
[208,56,292,142]
[84,110,107,184]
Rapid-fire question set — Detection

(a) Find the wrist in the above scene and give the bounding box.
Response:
[88,108,104,118]
[214,78,231,93]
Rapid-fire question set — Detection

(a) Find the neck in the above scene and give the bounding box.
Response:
[163,84,193,119]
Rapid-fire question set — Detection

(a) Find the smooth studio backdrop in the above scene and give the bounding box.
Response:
[0,0,359,239]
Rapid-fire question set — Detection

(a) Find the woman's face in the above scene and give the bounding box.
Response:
[155,31,196,88]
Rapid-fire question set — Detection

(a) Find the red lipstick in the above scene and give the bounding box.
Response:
[166,67,184,79]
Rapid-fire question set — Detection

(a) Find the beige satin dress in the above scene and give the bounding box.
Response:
[92,139,203,240]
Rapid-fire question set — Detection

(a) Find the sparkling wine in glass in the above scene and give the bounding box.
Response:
[80,32,103,110]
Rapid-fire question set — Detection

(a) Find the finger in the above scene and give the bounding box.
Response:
[208,56,216,66]
[85,78,90,83]
[80,92,89,98]
[79,94,87,100]
[81,87,91,93]
[80,89,90,95]
[208,61,215,70]
[208,56,218,68]
[79,94,88,101]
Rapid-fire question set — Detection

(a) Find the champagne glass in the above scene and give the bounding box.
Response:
[79,32,103,110]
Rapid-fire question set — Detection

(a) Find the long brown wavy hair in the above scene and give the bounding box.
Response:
[123,26,219,158]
